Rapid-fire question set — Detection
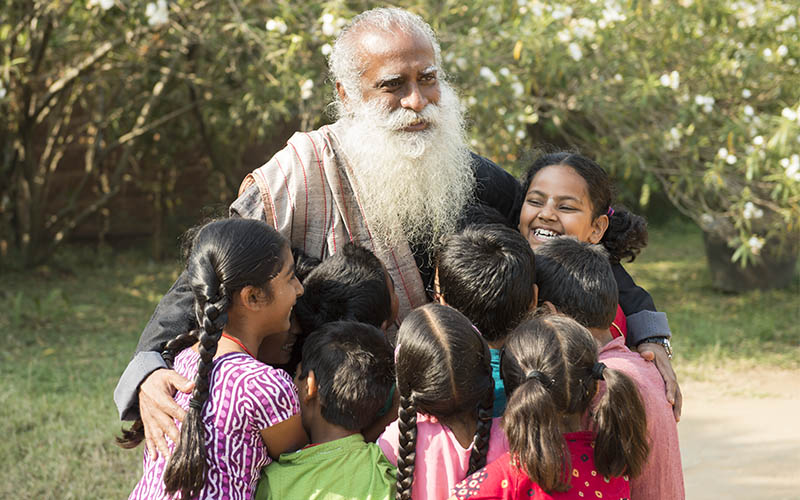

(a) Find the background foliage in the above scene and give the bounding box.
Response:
[1,0,798,268]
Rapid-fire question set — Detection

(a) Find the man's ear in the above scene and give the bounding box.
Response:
[588,214,610,244]
[335,81,348,106]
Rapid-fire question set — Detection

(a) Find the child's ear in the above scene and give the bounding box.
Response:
[306,370,318,401]
[588,215,610,244]
[542,300,558,315]
[529,284,539,311]
[238,285,265,311]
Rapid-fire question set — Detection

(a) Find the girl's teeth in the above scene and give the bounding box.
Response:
[534,229,558,238]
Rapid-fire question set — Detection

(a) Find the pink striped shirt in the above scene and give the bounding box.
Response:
[129,349,299,500]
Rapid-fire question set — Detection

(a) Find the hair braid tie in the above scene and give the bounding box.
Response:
[592,362,607,380]
[526,369,555,388]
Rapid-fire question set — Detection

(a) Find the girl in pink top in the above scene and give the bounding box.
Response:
[378,303,509,500]
[450,315,650,500]
[119,219,307,499]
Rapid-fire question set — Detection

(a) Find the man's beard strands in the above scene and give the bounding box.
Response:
[338,83,475,253]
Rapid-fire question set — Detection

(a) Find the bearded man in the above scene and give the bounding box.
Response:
[114,8,518,458]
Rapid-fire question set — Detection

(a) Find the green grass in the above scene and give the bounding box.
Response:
[0,248,180,499]
[626,218,800,373]
[1,221,798,498]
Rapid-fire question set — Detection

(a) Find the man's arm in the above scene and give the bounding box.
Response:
[469,152,521,224]
[113,272,196,420]
[612,262,671,347]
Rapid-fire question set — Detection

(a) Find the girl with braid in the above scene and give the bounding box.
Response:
[450,315,649,500]
[378,303,509,500]
[120,218,306,499]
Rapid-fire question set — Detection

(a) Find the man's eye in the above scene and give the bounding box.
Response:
[527,199,543,206]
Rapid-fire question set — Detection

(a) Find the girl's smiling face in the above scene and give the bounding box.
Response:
[518,164,609,249]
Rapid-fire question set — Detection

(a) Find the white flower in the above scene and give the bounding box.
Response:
[763,48,773,58]
[743,202,763,220]
[145,0,168,27]
[742,88,752,99]
[300,79,314,100]
[568,43,582,61]
[777,15,797,32]
[743,104,754,116]
[557,29,572,43]
[777,45,788,57]
[782,107,798,121]
[0,82,5,99]
[516,129,526,140]
[266,19,287,34]
[499,67,510,78]
[659,70,679,90]
[780,157,791,168]
[752,135,764,146]
[320,43,332,56]
[480,67,498,85]
[455,58,467,70]
[321,14,336,36]
[700,213,714,226]
[511,81,525,97]
[786,155,800,181]
[748,236,764,255]
[88,0,115,10]
[695,94,714,113]
[467,96,478,107]
[717,147,728,159]
[726,154,737,165]
[614,73,623,82]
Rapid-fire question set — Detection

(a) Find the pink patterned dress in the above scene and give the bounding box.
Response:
[129,349,299,500]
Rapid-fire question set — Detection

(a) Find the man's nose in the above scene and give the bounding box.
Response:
[400,83,429,113]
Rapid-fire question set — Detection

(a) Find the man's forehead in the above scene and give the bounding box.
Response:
[355,27,436,62]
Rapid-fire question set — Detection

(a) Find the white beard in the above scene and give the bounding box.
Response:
[337,83,475,253]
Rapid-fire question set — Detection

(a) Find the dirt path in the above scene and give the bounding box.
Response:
[679,368,800,499]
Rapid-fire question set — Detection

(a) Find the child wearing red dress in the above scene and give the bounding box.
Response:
[450,315,649,500]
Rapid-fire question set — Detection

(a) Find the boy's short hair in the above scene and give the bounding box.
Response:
[299,321,394,431]
[534,237,618,330]
[294,242,393,334]
[437,224,536,342]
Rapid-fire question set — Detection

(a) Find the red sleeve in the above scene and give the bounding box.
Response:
[451,455,553,500]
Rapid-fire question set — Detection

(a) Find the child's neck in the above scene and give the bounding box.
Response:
[218,313,262,359]
[588,326,614,347]
[441,412,478,449]
[308,415,359,446]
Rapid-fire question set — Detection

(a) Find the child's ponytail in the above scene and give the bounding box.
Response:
[163,291,229,498]
[502,319,571,492]
[601,207,648,263]
[395,394,418,500]
[591,364,650,478]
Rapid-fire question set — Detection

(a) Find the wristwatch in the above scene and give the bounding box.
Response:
[638,337,673,359]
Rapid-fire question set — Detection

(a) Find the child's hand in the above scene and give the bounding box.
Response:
[637,344,683,422]
[138,368,194,460]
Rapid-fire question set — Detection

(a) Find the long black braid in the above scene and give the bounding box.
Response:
[395,394,418,500]
[467,385,495,474]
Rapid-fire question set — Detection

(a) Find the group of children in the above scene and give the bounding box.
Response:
[121,152,685,499]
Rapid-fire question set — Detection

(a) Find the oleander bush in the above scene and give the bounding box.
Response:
[2,0,798,269]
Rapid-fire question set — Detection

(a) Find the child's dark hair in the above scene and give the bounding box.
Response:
[516,152,648,263]
[297,321,394,430]
[117,218,288,499]
[291,247,322,282]
[534,237,619,330]
[504,315,649,490]
[294,242,393,334]
[436,224,536,343]
[394,304,494,500]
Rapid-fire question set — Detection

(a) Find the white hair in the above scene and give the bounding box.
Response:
[328,7,445,117]
[337,81,474,252]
